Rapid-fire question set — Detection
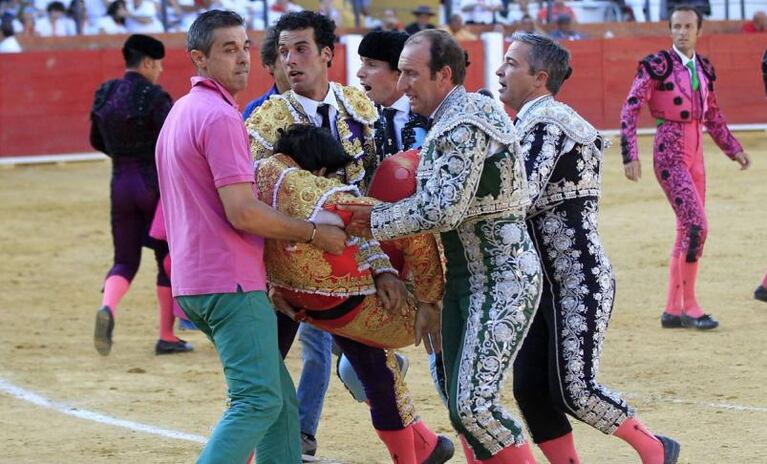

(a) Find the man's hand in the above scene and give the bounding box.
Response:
[338,204,373,238]
[733,151,751,170]
[374,272,408,314]
[312,224,347,255]
[269,288,297,320]
[415,302,442,355]
[624,159,641,181]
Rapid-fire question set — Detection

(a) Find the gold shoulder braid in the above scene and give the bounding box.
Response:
[246,95,309,160]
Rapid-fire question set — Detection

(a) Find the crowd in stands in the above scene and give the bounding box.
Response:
[1,0,765,53]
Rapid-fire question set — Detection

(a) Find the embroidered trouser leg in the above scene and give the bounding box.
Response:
[653,121,707,262]
[514,198,634,443]
[277,313,416,431]
[439,216,542,460]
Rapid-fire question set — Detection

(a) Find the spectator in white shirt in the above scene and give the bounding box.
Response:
[460,0,502,24]
[36,1,77,36]
[0,15,22,52]
[96,0,128,33]
[125,0,162,33]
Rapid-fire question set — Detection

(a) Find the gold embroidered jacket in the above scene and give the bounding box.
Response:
[246,82,379,188]
[256,155,444,303]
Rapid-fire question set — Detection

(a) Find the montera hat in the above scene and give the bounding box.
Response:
[122,34,165,60]
[358,31,409,71]
[411,5,436,16]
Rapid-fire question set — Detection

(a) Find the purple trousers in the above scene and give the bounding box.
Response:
[106,160,169,286]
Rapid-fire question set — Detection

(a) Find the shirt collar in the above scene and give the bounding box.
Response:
[191,76,238,109]
[516,93,551,121]
[293,85,339,119]
[672,45,696,67]
[387,94,411,114]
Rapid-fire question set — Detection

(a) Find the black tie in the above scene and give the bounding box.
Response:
[317,103,332,132]
[382,107,398,155]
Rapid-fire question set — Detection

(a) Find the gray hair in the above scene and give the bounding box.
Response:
[509,32,571,95]
[187,10,244,56]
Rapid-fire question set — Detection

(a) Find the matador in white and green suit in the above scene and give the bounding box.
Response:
[369,86,543,461]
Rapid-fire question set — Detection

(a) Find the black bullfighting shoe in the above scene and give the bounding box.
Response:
[154,339,194,355]
[754,285,767,303]
[680,313,719,330]
[94,306,114,356]
[660,312,682,328]
[422,435,455,464]
[655,435,680,464]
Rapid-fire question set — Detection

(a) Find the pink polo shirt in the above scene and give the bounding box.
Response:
[156,77,266,296]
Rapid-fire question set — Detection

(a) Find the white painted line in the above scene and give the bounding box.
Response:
[0,377,207,443]
[625,392,767,413]
[0,152,107,166]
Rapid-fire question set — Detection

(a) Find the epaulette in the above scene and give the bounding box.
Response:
[696,54,716,90]
[426,90,516,148]
[517,97,598,146]
[92,80,117,112]
[639,50,674,81]
[334,83,378,125]
[246,95,296,160]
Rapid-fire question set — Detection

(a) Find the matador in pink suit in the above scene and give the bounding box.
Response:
[620,5,751,330]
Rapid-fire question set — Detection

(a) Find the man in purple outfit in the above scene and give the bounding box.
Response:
[90,34,191,356]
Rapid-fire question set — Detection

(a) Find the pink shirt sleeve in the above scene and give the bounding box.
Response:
[202,113,255,188]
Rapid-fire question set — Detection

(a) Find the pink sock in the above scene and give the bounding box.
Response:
[538,433,580,464]
[664,255,683,315]
[157,286,178,342]
[410,420,438,463]
[101,275,130,315]
[680,258,704,318]
[162,254,172,278]
[480,442,536,464]
[761,272,767,288]
[375,427,417,464]
[459,435,481,464]
[613,417,663,464]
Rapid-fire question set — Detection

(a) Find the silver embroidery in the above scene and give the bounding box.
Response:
[455,218,542,453]
[371,88,530,242]
[537,207,632,433]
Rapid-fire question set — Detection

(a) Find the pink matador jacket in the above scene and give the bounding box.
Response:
[619,48,743,164]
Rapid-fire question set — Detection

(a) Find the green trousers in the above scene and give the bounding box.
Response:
[440,217,542,460]
[177,290,301,464]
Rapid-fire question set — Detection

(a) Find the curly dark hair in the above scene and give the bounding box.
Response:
[273,124,348,173]
[274,11,337,67]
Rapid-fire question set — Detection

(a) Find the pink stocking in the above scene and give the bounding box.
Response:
[156,286,177,342]
[376,427,417,464]
[680,258,704,317]
[664,254,683,315]
[613,417,663,464]
[101,275,130,315]
[479,442,536,464]
[538,432,580,464]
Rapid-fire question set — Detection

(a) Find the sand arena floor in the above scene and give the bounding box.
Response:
[1,133,766,463]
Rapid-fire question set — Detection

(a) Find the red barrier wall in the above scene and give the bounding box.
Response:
[1,33,765,157]
[0,43,346,157]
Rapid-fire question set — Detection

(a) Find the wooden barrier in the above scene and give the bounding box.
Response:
[1,31,765,157]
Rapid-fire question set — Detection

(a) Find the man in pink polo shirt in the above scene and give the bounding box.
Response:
[155,10,346,464]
